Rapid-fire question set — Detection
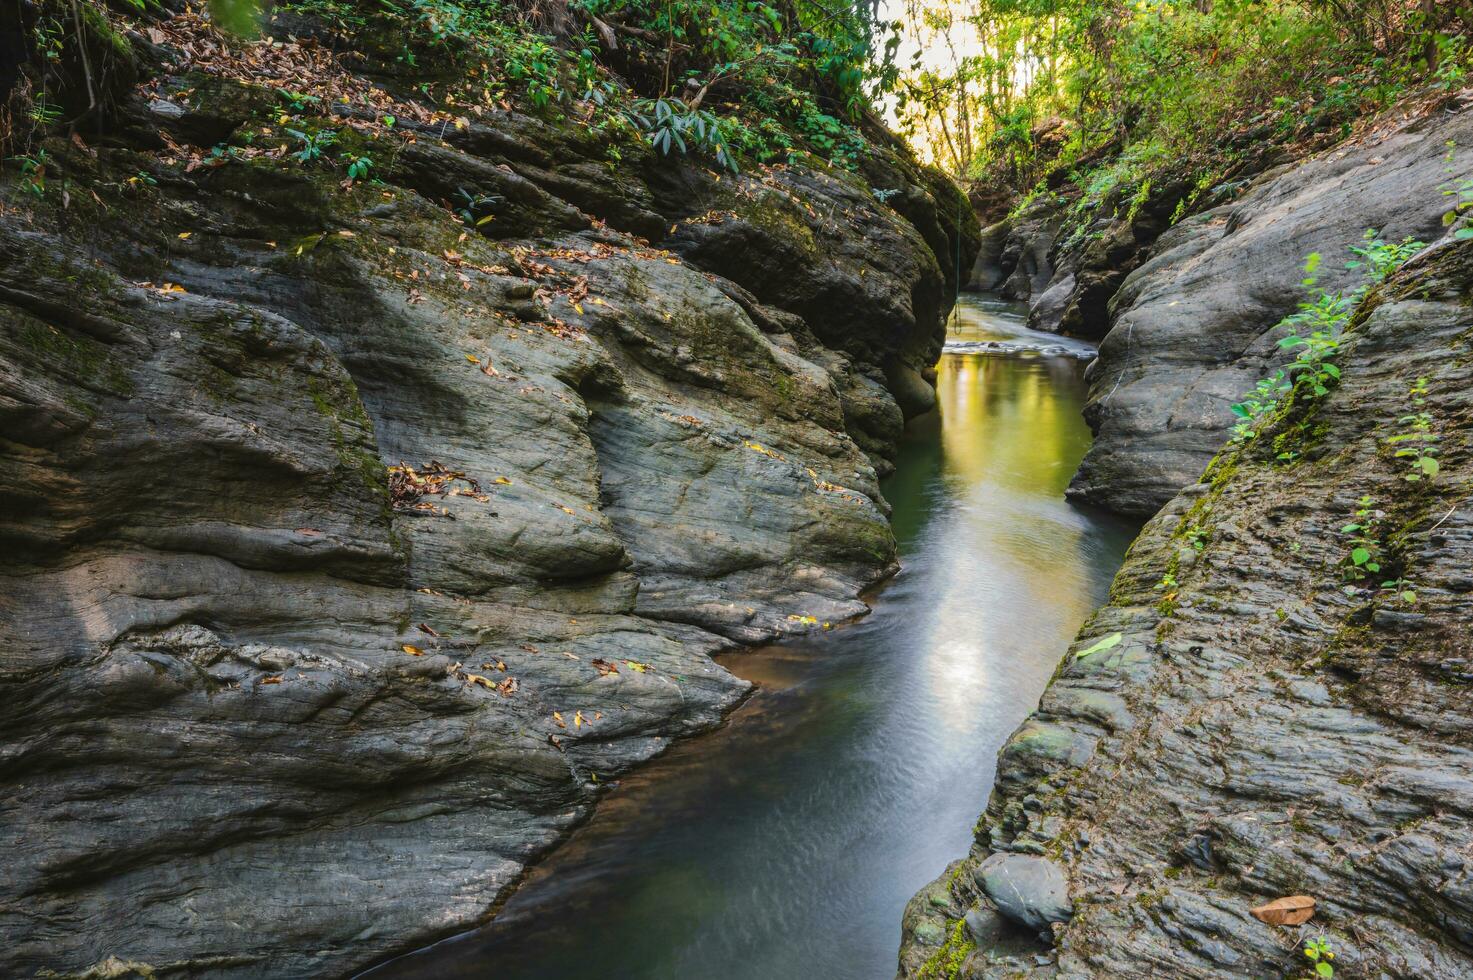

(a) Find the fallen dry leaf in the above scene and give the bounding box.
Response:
[1250,895,1316,926]
[401,644,424,656]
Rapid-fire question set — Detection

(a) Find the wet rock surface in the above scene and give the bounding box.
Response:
[0,15,973,978]
[898,238,1473,978]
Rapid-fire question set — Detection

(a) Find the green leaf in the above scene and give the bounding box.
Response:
[1075,632,1123,660]
[1420,457,1440,478]
[1400,590,1417,603]
[1317,961,1334,978]
[1351,547,1371,566]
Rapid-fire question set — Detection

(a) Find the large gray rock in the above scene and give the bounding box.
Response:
[975,854,1073,934]
[1070,104,1473,516]
[898,237,1473,978]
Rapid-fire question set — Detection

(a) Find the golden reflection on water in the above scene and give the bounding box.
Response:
[937,353,1091,497]
[921,352,1102,732]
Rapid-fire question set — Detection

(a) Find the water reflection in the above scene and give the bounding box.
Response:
[362,295,1137,980]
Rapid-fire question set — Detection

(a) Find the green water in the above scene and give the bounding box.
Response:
[364,295,1137,980]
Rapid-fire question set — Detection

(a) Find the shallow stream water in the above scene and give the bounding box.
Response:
[366,294,1136,980]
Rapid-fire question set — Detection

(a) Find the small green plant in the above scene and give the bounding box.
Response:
[1230,371,1288,442]
[11,149,48,197]
[1441,144,1473,240]
[27,91,63,128]
[277,88,321,113]
[1433,34,1469,90]
[1274,252,1350,400]
[125,170,158,193]
[1229,229,1423,445]
[454,187,501,227]
[1183,526,1208,551]
[1345,228,1424,287]
[1379,576,1418,604]
[1301,935,1335,979]
[342,153,373,182]
[1385,376,1440,482]
[625,98,737,173]
[1341,495,1384,584]
[287,127,337,163]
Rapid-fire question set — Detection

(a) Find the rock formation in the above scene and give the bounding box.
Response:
[0,8,975,977]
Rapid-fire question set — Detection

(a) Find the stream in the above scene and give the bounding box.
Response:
[365,294,1137,979]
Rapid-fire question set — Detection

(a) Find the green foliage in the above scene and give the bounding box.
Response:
[1386,376,1440,482]
[1275,293,1347,401]
[625,98,737,171]
[1345,228,1425,284]
[286,127,337,163]
[1230,372,1288,443]
[208,0,265,36]
[10,150,49,197]
[894,0,1473,206]
[1441,144,1473,239]
[1341,495,1385,583]
[270,0,887,172]
[454,187,502,227]
[342,153,374,182]
[1301,935,1335,979]
[1229,228,1425,448]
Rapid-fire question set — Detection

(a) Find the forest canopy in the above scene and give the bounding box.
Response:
[4,0,1469,209]
[887,0,1472,186]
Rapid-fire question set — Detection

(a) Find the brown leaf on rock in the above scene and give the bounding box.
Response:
[591,658,618,676]
[1249,895,1316,926]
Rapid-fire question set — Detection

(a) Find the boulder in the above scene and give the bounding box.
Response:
[974,854,1073,935]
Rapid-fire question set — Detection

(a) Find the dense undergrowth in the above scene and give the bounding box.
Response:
[1,0,922,186]
[892,0,1472,229]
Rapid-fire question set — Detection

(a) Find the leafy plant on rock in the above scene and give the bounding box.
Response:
[1341,495,1384,585]
[454,187,502,227]
[287,127,337,163]
[1230,229,1425,448]
[1386,376,1440,483]
[625,97,737,172]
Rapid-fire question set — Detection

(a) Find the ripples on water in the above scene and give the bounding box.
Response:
[363,294,1138,980]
